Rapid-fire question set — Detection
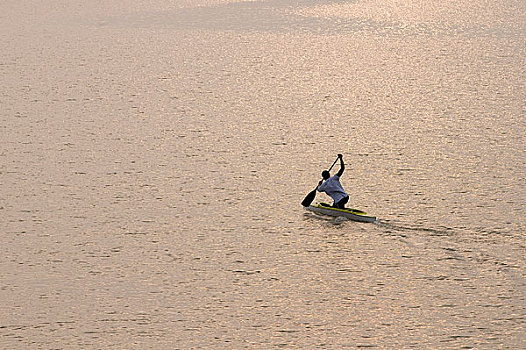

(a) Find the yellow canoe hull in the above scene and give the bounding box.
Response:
[305,204,376,223]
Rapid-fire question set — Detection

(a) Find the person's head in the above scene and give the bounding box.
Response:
[322,170,330,180]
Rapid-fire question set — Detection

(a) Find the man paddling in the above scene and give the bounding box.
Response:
[317,154,349,209]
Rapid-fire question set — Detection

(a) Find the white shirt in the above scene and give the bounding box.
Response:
[317,175,348,203]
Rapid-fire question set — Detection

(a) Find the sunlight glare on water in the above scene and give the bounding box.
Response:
[1,0,525,348]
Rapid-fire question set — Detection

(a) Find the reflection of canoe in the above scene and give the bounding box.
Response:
[305,203,376,223]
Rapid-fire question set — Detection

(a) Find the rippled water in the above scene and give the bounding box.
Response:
[1,0,525,348]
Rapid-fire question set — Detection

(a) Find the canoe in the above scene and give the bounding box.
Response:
[305,203,376,223]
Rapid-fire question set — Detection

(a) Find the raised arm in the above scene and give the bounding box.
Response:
[336,154,345,177]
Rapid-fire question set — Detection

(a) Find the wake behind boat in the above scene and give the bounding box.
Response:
[305,203,376,223]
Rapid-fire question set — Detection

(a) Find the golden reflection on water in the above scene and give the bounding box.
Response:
[294,0,525,29]
[1,0,525,349]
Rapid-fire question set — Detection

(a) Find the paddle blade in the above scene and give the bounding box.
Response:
[301,188,317,207]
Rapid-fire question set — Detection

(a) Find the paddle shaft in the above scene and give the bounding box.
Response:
[327,156,339,173]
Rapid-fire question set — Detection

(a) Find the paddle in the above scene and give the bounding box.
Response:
[301,156,339,207]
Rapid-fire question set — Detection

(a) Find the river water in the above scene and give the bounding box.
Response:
[1,0,525,349]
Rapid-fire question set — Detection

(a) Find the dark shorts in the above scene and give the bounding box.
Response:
[334,196,349,209]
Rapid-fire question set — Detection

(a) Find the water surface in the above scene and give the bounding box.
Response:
[1,0,525,348]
